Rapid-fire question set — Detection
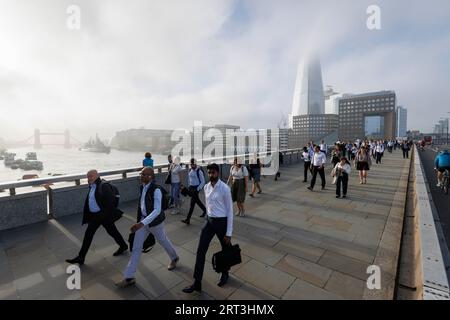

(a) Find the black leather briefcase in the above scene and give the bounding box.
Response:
[212,244,242,273]
[128,232,155,253]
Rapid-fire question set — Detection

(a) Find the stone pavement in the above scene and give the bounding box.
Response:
[0,151,410,300]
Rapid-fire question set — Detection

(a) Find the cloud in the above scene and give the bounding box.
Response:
[0,0,449,140]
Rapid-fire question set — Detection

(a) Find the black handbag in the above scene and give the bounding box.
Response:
[212,244,242,273]
[165,172,172,185]
[128,232,156,253]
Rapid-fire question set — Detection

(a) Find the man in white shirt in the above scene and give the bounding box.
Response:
[116,167,179,288]
[183,163,233,293]
[320,140,327,155]
[308,146,327,191]
[182,158,207,225]
[375,141,385,164]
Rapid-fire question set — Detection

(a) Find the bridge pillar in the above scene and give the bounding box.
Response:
[34,129,42,149]
[64,130,71,149]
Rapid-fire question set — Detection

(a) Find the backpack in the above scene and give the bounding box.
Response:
[195,167,206,190]
[99,180,120,208]
[148,183,169,212]
[158,185,170,211]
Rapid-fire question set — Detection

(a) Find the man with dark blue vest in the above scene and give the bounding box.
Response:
[116,167,179,288]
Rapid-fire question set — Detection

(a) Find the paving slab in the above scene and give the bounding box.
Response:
[0,151,410,300]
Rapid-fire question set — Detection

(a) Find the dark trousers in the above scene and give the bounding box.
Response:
[310,166,326,189]
[376,152,382,164]
[79,215,127,260]
[402,150,409,159]
[194,217,229,281]
[303,161,311,181]
[186,187,206,220]
[336,173,349,197]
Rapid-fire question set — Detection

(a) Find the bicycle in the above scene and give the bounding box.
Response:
[442,169,449,195]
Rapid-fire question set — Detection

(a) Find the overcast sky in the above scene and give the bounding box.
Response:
[0,0,449,141]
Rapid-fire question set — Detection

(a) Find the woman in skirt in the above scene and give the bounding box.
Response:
[249,156,262,197]
[355,147,371,184]
[227,158,249,217]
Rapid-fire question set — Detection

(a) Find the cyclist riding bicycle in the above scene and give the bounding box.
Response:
[434,149,450,187]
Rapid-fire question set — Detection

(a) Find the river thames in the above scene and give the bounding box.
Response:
[0,146,170,183]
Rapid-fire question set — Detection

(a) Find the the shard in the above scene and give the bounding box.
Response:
[291,54,325,116]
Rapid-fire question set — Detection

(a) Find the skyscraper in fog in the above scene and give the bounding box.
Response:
[291,55,325,116]
[396,106,408,138]
[289,54,338,148]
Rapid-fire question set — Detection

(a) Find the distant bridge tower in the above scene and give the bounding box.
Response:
[64,130,71,149]
[34,129,42,149]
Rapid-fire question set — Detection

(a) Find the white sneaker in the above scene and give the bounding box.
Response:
[437,183,442,187]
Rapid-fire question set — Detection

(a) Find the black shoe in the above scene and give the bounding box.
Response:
[257,190,262,194]
[183,281,202,293]
[66,256,84,265]
[336,195,341,198]
[199,212,206,218]
[343,195,347,198]
[322,187,326,190]
[113,245,128,256]
[307,186,313,191]
[181,219,190,225]
[217,273,229,287]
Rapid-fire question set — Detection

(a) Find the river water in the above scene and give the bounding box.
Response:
[0,146,171,183]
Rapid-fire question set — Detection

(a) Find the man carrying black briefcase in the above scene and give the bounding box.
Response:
[212,244,242,273]
[183,163,236,294]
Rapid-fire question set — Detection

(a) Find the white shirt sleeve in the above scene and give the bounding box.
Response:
[224,185,233,237]
[242,166,249,177]
[141,188,162,226]
[320,153,326,166]
[345,164,352,175]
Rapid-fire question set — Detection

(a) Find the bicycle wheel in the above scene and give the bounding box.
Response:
[443,176,449,195]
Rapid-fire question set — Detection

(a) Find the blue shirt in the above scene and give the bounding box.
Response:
[435,151,450,168]
[143,158,154,167]
[188,168,205,192]
[88,184,101,213]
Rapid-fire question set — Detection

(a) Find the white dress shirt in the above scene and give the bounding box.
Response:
[230,165,249,180]
[140,182,162,226]
[302,151,311,162]
[88,183,101,213]
[204,179,233,237]
[312,152,326,167]
[334,162,352,175]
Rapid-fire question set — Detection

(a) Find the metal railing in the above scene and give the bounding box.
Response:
[0,148,303,196]
[414,147,450,299]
